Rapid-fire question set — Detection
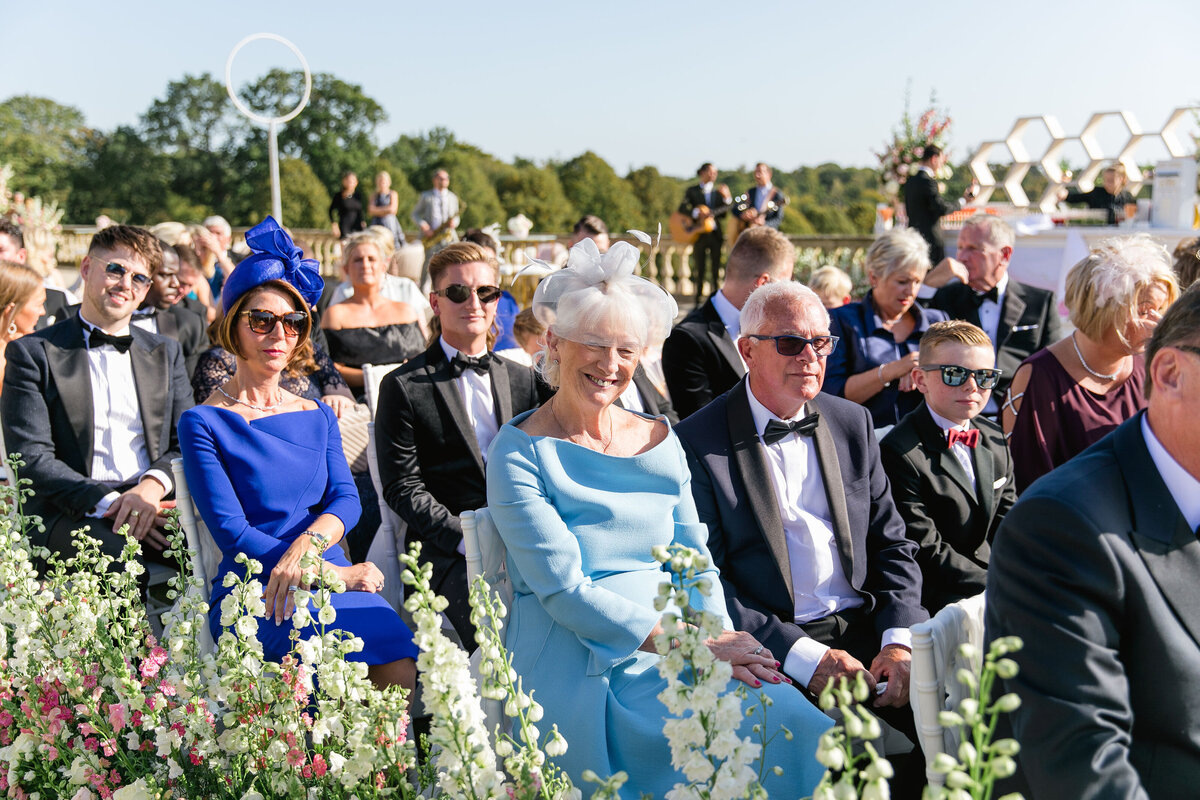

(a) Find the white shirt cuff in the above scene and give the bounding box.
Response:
[90,491,121,519]
[882,627,912,651]
[783,636,832,688]
[143,469,173,496]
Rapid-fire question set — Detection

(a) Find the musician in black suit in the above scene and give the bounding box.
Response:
[133,243,207,378]
[879,321,1016,614]
[676,280,927,794]
[679,163,734,302]
[374,242,543,646]
[740,163,787,230]
[903,145,975,264]
[662,226,795,419]
[1,225,193,582]
[985,284,1200,796]
[925,216,1060,412]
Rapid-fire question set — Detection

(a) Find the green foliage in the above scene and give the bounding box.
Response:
[557,151,644,232]
[68,126,174,224]
[626,165,687,232]
[494,161,576,232]
[245,157,332,229]
[0,95,88,206]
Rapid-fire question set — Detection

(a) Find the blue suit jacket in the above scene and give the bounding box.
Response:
[675,380,927,658]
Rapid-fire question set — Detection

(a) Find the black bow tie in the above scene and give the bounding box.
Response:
[87,328,134,354]
[972,286,1000,306]
[762,413,820,445]
[450,352,491,378]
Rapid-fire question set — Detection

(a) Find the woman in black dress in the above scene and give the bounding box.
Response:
[329,171,366,238]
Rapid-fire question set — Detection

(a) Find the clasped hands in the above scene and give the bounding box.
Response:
[105,478,170,550]
[807,643,911,708]
[642,625,791,689]
[262,536,386,625]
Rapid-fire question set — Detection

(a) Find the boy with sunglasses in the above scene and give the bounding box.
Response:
[879,320,1016,614]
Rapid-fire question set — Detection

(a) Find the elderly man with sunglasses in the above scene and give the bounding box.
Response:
[676,281,929,797]
[2,225,193,589]
[374,241,547,648]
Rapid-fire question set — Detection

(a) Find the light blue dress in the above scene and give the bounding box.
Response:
[487,411,828,797]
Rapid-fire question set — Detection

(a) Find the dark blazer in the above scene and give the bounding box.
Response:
[744,186,787,228]
[620,364,678,425]
[35,287,71,330]
[662,297,745,420]
[145,305,207,378]
[928,279,1061,401]
[678,184,733,220]
[676,381,927,659]
[373,342,543,641]
[879,404,1016,613]
[904,169,955,263]
[986,412,1200,797]
[1,315,192,538]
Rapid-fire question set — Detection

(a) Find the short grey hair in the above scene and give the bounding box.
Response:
[740,282,829,337]
[865,228,931,281]
[203,215,232,236]
[959,215,1015,250]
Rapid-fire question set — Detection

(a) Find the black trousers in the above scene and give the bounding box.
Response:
[37,512,176,599]
[691,230,724,300]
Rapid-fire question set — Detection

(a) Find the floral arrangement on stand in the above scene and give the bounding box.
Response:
[0,163,64,279]
[876,97,954,203]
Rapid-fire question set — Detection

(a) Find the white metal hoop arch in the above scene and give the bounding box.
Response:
[224,33,312,124]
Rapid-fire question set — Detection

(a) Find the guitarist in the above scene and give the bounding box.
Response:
[740,162,787,230]
[412,169,461,286]
[679,162,734,302]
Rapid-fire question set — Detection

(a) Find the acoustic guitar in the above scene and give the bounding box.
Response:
[668,190,743,245]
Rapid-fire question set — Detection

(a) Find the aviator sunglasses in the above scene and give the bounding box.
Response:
[920,364,1003,389]
[240,309,310,337]
[745,333,839,358]
[434,284,503,304]
[102,262,153,289]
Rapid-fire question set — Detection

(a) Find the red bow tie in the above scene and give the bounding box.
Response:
[947,428,979,448]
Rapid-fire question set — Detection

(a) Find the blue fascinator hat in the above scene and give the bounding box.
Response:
[220,216,324,312]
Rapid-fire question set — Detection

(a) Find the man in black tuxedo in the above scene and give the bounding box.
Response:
[679,163,734,302]
[924,215,1061,413]
[986,284,1200,796]
[903,145,974,264]
[133,243,207,378]
[375,242,544,646]
[879,321,1016,614]
[2,225,192,579]
[662,226,795,420]
[676,281,927,793]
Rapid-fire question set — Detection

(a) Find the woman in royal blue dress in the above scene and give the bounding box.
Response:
[486,238,828,796]
[178,217,417,692]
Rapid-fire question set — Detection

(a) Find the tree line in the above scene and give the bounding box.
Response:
[2,71,905,235]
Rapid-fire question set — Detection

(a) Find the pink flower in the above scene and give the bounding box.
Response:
[311,753,328,777]
[0,710,13,727]
[107,703,127,732]
[287,748,305,767]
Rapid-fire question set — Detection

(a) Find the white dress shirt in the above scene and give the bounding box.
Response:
[617,380,645,413]
[976,273,1008,415]
[744,383,911,685]
[79,313,172,517]
[1142,415,1200,532]
[927,405,977,491]
[756,183,774,211]
[130,307,160,335]
[438,337,498,461]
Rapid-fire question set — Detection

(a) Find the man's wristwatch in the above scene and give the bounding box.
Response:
[306,530,331,553]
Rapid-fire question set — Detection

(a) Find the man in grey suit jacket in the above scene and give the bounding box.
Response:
[986,283,1200,797]
[2,225,192,582]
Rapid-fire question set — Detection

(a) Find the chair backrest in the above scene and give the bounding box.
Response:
[168,457,219,654]
[909,592,986,787]
[365,421,407,613]
[362,363,403,418]
[461,507,511,741]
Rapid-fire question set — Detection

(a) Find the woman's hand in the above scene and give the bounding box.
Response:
[707,630,792,689]
[321,393,357,419]
[263,537,315,625]
[332,561,386,593]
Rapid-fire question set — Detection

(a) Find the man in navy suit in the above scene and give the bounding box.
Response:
[739,162,787,230]
[676,281,927,793]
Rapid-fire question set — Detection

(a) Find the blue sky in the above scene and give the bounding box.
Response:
[7,0,1199,177]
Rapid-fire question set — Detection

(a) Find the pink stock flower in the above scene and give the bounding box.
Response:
[107,703,128,732]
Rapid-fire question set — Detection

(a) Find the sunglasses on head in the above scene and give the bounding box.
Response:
[240,309,310,337]
[745,333,839,358]
[434,284,503,304]
[102,262,153,289]
[920,364,1002,389]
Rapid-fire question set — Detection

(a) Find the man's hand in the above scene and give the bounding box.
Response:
[105,478,168,550]
[418,221,433,237]
[923,257,968,289]
[808,648,873,697]
[869,644,912,707]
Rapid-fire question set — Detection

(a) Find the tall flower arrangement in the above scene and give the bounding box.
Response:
[877,96,953,201]
[0,163,64,277]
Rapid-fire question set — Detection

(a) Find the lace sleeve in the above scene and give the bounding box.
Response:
[311,343,350,397]
[191,347,236,404]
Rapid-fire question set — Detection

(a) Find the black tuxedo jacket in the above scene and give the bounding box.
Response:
[619,364,678,425]
[662,298,745,420]
[744,186,786,228]
[1,315,192,536]
[986,413,1200,796]
[903,169,955,263]
[373,342,543,633]
[678,184,733,220]
[142,305,207,379]
[928,279,1061,401]
[879,405,1015,613]
[676,382,927,659]
[35,288,71,330]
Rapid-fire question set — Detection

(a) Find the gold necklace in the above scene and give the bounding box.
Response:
[217,385,284,412]
[551,400,613,453]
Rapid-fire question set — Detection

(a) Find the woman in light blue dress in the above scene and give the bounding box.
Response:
[487,238,829,797]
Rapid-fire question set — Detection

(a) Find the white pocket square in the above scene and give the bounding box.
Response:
[993,477,1007,489]
[1010,324,1038,332]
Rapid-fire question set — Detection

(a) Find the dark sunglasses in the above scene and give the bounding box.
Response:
[241,309,310,337]
[745,333,839,358]
[434,284,503,304]
[920,364,1003,389]
[102,262,153,289]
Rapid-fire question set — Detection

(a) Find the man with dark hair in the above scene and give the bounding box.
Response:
[2,225,193,584]
[0,219,70,328]
[663,226,795,419]
[132,243,208,378]
[986,282,1200,796]
[568,215,610,252]
[739,163,787,230]
[903,145,976,264]
[679,163,734,302]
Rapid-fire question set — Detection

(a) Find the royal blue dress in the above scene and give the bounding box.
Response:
[178,403,417,664]
[487,411,828,797]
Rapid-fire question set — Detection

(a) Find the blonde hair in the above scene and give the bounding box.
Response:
[919,320,993,363]
[726,227,795,284]
[0,260,43,324]
[807,266,853,305]
[1065,234,1179,346]
[865,228,930,281]
[342,229,394,266]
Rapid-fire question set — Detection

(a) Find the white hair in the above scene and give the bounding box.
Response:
[203,215,232,236]
[740,282,829,337]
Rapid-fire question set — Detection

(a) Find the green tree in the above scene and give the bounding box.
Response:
[557,151,643,232]
[246,157,331,228]
[381,127,458,190]
[0,95,88,206]
[495,160,575,233]
[436,148,505,230]
[625,165,685,232]
[67,126,172,224]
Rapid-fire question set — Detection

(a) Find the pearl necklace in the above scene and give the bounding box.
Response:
[1071,333,1121,382]
[217,385,285,412]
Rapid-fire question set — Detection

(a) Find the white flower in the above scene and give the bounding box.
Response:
[112,779,152,800]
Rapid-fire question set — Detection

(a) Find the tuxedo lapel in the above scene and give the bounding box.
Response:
[427,347,485,473]
[489,357,514,424]
[701,300,745,378]
[997,283,1027,348]
[155,309,179,340]
[727,381,791,599]
[973,424,997,520]
[45,319,94,466]
[808,395,855,580]
[915,406,976,500]
[130,331,167,460]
